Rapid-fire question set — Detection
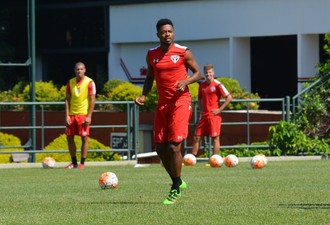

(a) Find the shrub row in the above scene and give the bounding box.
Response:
[0,77,260,111]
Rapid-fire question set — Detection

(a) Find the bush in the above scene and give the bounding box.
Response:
[101,79,126,96]
[268,121,330,156]
[109,82,142,111]
[0,90,24,110]
[0,132,24,163]
[0,80,65,111]
[36,134,121,162]
[21,81,65,102]
[142,81,158,112]
[188,77,260,110]
[217,77,260,110]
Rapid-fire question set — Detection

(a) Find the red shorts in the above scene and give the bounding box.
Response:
[195,115,222,137]
[154,99,192,143]
[66,115,90,137]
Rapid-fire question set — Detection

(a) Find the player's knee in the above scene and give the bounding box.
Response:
[169,142,181,153]
[193,136,201,143]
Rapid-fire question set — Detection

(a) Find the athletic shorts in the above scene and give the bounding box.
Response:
[154,99,192,143]
[194,115,222,137]
[65,115,90,137]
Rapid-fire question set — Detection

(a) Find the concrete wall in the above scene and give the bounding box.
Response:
[108,0,330,92]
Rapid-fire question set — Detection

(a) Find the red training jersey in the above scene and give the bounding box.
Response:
[199,79,230,117]
[147,43,191,104]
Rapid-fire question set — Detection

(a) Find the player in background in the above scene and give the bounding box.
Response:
[65,62,96,169]
[135,18,202,205]
[191,64,232,158]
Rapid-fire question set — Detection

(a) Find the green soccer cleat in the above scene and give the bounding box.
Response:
[180,180,187,190]
[163,189,181,205]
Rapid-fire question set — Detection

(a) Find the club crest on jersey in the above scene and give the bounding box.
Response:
[171,55,180,63]
[210,86,216,92]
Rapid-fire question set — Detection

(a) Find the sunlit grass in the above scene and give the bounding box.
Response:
[0,160,330,225]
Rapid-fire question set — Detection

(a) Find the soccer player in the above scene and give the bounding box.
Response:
[65,62,96,169]
[191,64,232,157]
[135,18,202,204]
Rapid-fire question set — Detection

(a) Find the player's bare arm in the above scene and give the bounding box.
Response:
[176,49,201,90]
[85,93,96,125]
[65,93,71,125]
[135,55,155,106]
[212,94,233,115]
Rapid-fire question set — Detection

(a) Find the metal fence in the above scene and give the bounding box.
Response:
[184,97,290,155]
[0,98,291,162]
[0,101,139,162]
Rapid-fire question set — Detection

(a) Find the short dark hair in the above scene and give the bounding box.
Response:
[156,18,174,31]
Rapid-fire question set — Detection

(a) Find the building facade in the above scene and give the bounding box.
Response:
[1,0,329,102]
[108,0,330,100]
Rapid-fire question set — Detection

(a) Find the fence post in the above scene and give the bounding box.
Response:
[285,96,290,122]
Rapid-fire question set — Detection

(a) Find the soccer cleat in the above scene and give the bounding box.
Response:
[77,164,85,169]
[180,180,187,190]
[163,189,181,205]
[65,163,78,169]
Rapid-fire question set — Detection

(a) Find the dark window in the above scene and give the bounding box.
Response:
[37,7,105,49]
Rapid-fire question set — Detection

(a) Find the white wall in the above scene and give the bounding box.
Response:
[109,0,330,92]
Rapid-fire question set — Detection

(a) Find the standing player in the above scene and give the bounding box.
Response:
[135,18,202,204]
[65,62,96,169]
[191,64,232,157]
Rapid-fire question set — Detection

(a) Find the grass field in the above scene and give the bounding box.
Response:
[1,159,330,225]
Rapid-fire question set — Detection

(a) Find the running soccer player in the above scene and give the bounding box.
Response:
[135,18,202,204]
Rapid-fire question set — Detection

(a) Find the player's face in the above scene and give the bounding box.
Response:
[204,68,215,83]
[157,24,174,46]
[74,64,86,81]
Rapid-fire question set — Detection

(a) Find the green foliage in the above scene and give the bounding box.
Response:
[294,34,330,138]
[0,132,23,163]
[12,81,28,96]
[142,81,158,112]
[217,77,260,110]
[189,82,199,100]
[101,79,126,96]
[188,77,260,110]
[0,80,65,110]
[37,134,121,162]
[20,81,65,110]
[268,121,330,156]
[0,90,23,110]
[109,82,142,111]
[220,142,271,157]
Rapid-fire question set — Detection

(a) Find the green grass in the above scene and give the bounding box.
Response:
[1,160,330,225]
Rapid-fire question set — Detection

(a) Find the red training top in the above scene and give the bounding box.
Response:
[147,43,191,104]
[199,79,230,117]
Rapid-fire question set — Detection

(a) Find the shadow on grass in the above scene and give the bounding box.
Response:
[279,203,330,209]
[89,201,160,205]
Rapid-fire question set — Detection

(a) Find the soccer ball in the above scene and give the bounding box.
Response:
[183,154,196,166]
[224,154,239,167]
[208,154,223,168]
[42,157,56,168]
[256,154,268,165]
[99,172,119,190]
[250,155,267,169]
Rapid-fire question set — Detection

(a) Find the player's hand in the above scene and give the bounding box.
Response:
[84,116,91,127]
[212,109,221,115]
[65,116,71,126]
[135,96,146,106]
[174,81,186,92]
